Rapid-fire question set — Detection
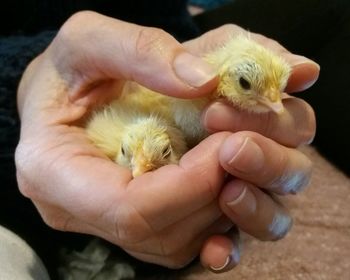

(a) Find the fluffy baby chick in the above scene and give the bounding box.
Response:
[86,35,291,176]
[205,34,291,113]
[86,99,187,177]
[168,34,291,145]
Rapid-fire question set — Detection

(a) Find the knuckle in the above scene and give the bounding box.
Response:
[16,174,33,199]
[190,170,219,203]
[134,27,169,61]
[14,142,26,171]
[55,11,101,55]
[14,143,36,198]
[219,24,245,37]
[42,213,69,231]
[59,11,97,38]
[299,100,316,145]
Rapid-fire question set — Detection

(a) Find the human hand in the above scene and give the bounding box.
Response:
[15,12,315,272]
[184,25,317,271]
[14,11,228,269]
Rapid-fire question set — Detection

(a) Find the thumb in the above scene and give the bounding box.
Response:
[50,11,217,100]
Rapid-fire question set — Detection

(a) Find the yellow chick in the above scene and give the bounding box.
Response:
[86,35,291,176]
[86,98,187,177]
[164,35,292,146]
[205,34,291,114]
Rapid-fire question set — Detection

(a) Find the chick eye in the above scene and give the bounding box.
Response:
[239,77,251,90]
[121,146,126,156]
[162,146,171,158]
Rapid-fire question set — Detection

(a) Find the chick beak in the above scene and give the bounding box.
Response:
[258,90,284,114]
[131,158,154,177]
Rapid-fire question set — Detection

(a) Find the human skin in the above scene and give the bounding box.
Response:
[15,12,318,272]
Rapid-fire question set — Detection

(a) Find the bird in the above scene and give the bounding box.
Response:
[85,34,291,177]
[205,34,291,114]
[128,34,292,146]
[85,91,188,177]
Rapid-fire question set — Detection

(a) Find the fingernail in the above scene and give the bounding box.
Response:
[300,79,318,92]
[306,135,315,145]
[224,137,265,174]
[269,213,293,239]
[293,65,319,91]
[202,102,231,132]
[225,183,247,206]
[292,55,320,70]
[173,52,217,87]
[290,56,320,91]
[224,181,257,216]
[270,170,311,194]
[209,247,240,272]
[209,255,231,272]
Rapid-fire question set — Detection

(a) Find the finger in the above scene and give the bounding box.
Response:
[200,227,241,273]
[219,180,293,241]
[51,11,217,102]
[17,131,230,244]
[113,132,230,243]
[184,24,319,93]
[252,33,320,93]
[183,24,246,55]
[202,95,316,147]
[219,131,313,195]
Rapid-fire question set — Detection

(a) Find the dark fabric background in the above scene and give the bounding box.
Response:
[0,0,199,40]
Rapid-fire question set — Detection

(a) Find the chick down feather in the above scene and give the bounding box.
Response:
[86,34,291,176]
[86,89,187,177]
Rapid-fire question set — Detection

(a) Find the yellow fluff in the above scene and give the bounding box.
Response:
[86,35,291,177]
[86,89,187,177]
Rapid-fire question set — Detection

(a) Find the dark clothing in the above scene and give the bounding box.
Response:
[1,0,199,40]
[1,0,350,278]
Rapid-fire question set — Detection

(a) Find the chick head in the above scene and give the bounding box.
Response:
[210,35,291,114]
[115,116,187,177]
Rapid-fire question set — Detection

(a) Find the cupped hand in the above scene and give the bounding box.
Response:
[15,11,224,269]
[15,12,316,272]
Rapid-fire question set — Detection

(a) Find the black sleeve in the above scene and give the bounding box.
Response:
[0,0,200,40]
[1,0,80,35]
[0,31,56,156]
[0,30,64,278]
